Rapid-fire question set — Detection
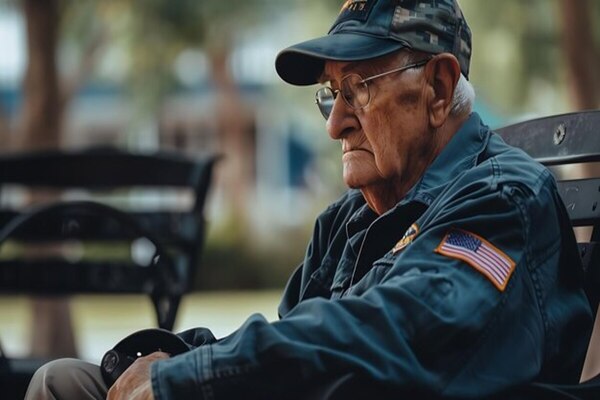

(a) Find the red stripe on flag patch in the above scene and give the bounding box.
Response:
[435,229,516,291]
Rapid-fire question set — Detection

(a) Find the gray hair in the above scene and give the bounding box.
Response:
[450,74,475,117]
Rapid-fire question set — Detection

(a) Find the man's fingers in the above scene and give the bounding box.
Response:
[107,351,167,400]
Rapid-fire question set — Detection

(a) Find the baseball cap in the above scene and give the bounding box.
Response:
[275,0,472,86]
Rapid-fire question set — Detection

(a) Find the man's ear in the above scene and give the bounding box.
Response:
[424,54,461,128]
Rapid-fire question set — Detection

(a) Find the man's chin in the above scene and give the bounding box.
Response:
[344,179,360,189]
[342,158,383,189]
[342,174,384,190]
[343,176,363,189]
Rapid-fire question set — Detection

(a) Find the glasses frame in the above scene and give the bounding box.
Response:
[315,57,432,120]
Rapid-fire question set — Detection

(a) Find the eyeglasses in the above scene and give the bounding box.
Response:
[315,58,431,120]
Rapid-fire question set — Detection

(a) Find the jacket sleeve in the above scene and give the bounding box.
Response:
[176,327,217,348]
[150,179,579,399]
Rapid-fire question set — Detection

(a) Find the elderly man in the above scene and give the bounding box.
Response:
[26,0,592,399]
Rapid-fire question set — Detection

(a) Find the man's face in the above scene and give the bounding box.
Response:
[321,53,435,197]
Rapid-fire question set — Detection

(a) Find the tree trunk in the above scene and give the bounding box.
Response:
[210,47,256,233]
[18,0,77,359]
[558,0,599,110]
[17,0,63,151]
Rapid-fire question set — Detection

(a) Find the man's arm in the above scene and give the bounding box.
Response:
[149,179,577,399]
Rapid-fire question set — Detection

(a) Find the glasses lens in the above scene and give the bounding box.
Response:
[316,87,335,120]
[341,74,369,109]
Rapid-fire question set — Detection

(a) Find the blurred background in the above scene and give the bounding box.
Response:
[0,0,599,364]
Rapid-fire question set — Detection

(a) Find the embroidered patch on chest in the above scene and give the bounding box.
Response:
[392,223,419,254]
[435,229,516,291]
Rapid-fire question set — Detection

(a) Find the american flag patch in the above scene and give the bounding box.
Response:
[435,229,516,291]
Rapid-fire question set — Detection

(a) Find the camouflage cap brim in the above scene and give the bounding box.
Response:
[275,32,407,86]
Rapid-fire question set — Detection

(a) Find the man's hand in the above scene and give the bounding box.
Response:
[107,351,169,400]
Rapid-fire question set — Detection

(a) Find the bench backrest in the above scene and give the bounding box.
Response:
[0,146,218,330]
[497,110,600,382]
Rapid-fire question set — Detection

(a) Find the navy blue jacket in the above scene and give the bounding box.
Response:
[152,114,592,399]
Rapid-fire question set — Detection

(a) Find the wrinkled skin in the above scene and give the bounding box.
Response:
[321,51,464,214]
[107,351,169,400]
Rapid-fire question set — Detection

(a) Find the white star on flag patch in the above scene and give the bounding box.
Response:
[435,229,516,291]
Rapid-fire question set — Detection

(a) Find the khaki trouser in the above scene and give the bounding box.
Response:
[25,358,107,400]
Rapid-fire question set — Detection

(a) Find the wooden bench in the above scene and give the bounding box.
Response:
[0,146,217,398]
[0,148,215,330]
[0,146,217,329]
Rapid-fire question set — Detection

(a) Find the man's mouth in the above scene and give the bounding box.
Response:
[343,148,371,155]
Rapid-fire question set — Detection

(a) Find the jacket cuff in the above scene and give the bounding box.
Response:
[151,345,214,400]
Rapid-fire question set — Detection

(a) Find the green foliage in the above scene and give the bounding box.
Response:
[461,0,599,115]
[194,218,309,290]
[54,0,272,125]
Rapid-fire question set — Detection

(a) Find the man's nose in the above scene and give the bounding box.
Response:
[326,95,359,140]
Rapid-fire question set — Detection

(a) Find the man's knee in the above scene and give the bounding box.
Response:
[26,358,106,400]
